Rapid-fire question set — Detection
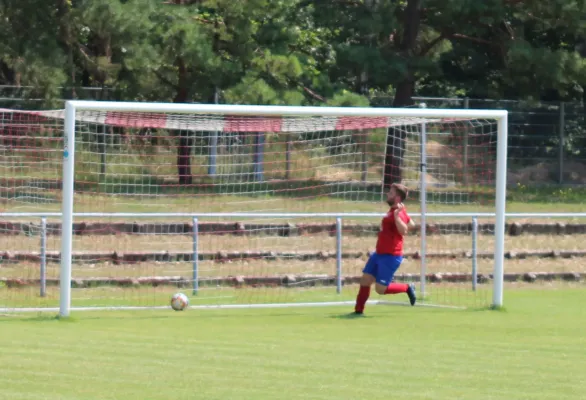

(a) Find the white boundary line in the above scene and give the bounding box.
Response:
[0,300,463,314]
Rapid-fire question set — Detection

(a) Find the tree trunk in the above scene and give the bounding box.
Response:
[0,60,15,84]
[56,0,75,98]
[383,126,407,189]
[383,79,416,188]
[174,57,192,185]
[174,57,188,103]
[177,132,193,185]
[383,0,421,190]
[578,39,586,119]
[582,85,586,136]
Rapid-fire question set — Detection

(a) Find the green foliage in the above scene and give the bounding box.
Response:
[510,183,586,204]
[1,0,585,187]
[504,40,586,99]
[0,0,584,105]
[430,0,586,100]
[224,51,306,105]
[326,91,370,107]
[0,1,68,107]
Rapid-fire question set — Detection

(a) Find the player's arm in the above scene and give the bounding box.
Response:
[393,204,409,235]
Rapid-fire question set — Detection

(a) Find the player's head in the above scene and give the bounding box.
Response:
[387,183,408,206]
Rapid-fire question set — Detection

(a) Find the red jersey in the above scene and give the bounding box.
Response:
[375,207,411,255]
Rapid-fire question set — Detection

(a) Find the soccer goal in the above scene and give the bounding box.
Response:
[0,101,508,316]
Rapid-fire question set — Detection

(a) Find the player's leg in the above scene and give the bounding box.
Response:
[373,256,417,306]
[354,253,377,314]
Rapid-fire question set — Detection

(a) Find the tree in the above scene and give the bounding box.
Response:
[206,0,328,105]
[2,0,584,187]
[115,1,217,183]
[303,0,586,187]
[0,0,68,107]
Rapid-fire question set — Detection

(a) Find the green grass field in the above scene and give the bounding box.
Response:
[1,288,585,400]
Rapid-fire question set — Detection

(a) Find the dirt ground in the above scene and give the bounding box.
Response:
[3,232,586,255]
[2,251,585,281]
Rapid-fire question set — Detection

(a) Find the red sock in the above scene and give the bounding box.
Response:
[384,283,409,294]
[354,285,370,313]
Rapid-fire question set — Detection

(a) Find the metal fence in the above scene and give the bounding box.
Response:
[3,212,586,307]
[2,85,584,186]
[0,85,113,109]
[373,96,586,186]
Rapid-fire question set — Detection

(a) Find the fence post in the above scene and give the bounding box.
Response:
[361,141,368,183]
[209,131,218,176]
[208,87,220,176]
[559,102,565,185]
[285,134,292,180]
[420,123,427,298]
[192,217,199,295]
[253,132,265,182]
[99,125,106,178]
[471,216,478,292]
[40,217,47,297]
[336,218,343,294]
[463,97,470,186]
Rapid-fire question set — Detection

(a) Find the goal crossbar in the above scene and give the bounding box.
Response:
[66,100,508,119]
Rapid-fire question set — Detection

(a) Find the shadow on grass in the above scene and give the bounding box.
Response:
[0,313,67,323]
[1,309,352,322]
[329,312,370,320]
[0,311,177,323]
[462,304,508,313]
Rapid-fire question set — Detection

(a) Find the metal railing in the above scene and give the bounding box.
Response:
[4,211,586,301]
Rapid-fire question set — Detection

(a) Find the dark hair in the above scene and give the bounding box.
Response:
[391,183,408,202]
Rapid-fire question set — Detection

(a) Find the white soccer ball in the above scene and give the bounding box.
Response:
[170,292,189,311]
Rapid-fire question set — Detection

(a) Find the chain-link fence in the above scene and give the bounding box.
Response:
[373,96,586,187]
[3,86,584,186]
[0,85,113,109]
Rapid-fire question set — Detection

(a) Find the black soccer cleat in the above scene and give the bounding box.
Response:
[407,283,417,306]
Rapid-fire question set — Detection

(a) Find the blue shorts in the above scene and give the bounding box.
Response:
[362,253,403,286]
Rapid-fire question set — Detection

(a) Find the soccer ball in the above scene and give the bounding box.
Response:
[170,292,189,311]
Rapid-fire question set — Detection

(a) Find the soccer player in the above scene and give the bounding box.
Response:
[353,183,417,314]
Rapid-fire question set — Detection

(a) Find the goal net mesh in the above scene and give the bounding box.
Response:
[1,107,502,310]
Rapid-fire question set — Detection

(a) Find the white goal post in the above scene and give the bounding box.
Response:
[53,100,508,317]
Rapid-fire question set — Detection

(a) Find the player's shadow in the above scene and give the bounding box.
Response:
[330,312,370,320]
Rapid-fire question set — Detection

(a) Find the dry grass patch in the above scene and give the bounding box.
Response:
[2,233,586,255]
[2,255,585,281]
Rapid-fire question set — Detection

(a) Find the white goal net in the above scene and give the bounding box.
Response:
[0,102,507,314]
